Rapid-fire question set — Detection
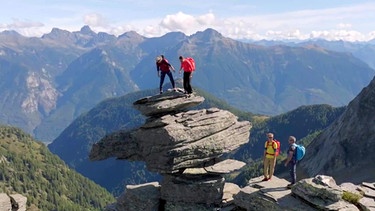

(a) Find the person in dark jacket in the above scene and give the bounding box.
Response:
[156,55,175,94]
[284,136,297,188]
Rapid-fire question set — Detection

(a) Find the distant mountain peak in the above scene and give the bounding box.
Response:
[0,30,22,37]
[199,28,223,37]
[160,31,186,40]
[79,25,95,35]
[119,31,143,39]
[117,31,145,44]
[42,28,71,38]
[190,28,225,43]
[0,29,29,45]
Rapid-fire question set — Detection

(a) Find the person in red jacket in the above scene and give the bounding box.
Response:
[178,56,194,96]
[156,55,175,94]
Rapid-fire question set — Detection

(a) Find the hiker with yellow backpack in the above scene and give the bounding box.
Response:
[262,133,280,181]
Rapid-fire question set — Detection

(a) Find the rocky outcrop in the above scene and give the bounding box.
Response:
[234,176,315,211]
[90,92,251,174]
[0,193,27,211]
[90,90,375,211]
[291,175,358,210]
[90,90,252,210]
[300,76,375,184]
[105,182,161,211]
[132,90,205,117]
[90,107,250,173]
[234,175,374,211]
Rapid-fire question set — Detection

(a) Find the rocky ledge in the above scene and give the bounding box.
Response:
[90,90,252,210]
[234,175,375,211]
[133,90,205,117]
[106,174,375,211]
[0,193,27,211]
[90,91,375,211]
[90,90,251,173]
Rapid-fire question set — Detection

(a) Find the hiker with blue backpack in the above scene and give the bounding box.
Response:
[284,136,305,188]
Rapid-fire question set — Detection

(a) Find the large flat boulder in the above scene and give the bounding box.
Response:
[133,91,204,116]
[292,175,359,210]
[90,108,251,173]
[233,176,316,211]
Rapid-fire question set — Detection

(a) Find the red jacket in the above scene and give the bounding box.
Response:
[180,59,194,72]
[156,59,171,72]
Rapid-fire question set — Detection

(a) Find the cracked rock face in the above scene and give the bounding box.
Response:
[133,91,205,117]
[300,76,375,184]
[91,92,252,210]
[160,174,225,204]
[90,107,251,173]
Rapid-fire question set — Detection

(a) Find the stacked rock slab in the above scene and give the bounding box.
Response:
[90,91,252,211]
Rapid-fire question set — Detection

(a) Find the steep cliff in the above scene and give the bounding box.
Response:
[300,76,375,184]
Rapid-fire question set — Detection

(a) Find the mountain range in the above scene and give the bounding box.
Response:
[1,26,374,143]
[251,38,375,70]
[1,25,375,209]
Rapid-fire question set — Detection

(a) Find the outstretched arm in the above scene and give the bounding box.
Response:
[179,61,184,73]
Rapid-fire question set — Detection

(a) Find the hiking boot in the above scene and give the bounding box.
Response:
[160,91,163,94]
[262,177,269,181]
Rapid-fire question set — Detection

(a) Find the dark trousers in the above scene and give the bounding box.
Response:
[183,71,193,94]
[160,71,175,92]
[288,161,297,184]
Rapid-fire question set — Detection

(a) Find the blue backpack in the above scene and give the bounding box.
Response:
[294,144,305,161]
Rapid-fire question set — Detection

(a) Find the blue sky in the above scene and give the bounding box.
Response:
[1,0,375,41]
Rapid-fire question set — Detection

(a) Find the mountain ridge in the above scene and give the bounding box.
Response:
[0,125,115,210]
[0,26,374,143]
[300,75,375,184]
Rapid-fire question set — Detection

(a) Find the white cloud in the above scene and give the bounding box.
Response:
[369,31,375,40]
[0,19,44,37]
[310,30,366,41]
[83,13,108,27]
[159,12,215,34]
[1,2,375,41]
[265,29,309,40]
[0,19,44,30]
[337,23,352,29]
